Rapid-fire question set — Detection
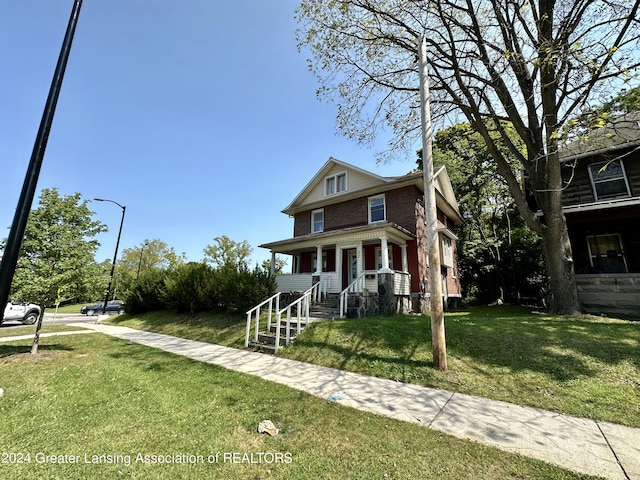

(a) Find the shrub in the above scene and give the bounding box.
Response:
[124,268,168,314]
[163,262,218,314]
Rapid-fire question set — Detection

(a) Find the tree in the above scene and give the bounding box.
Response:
[296,0,640,314]
[262,256,287,276]
[203,236,252,270]
[5,188,106,352]
[424,122,545,304]
[114,239,186,298]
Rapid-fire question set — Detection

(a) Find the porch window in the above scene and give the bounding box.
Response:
[312,252,328,272]
[312,209,324,233]
[376,246,393,270]
[588,160,631,200]
[325,172,347,196]
[369,194,386,223]
[587,234,628,273]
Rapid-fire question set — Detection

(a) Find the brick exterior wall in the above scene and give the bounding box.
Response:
[288,183,462,300]
[293,185,422,236]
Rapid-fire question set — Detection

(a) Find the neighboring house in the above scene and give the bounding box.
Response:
[560,112,640,319]
[259,157,463,316]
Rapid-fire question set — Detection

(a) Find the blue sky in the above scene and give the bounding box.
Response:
[0,0,416,267]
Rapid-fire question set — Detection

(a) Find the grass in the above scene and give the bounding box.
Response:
[110,305,640,428]
[0,324,83,339]
[0,333,593,479]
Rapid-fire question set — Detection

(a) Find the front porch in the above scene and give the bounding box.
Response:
[260,222,417,317]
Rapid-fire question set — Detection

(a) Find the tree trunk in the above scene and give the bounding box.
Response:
[540,213,581,315]
[31,307,46,354]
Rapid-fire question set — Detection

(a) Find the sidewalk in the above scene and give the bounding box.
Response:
[4,323,640,479]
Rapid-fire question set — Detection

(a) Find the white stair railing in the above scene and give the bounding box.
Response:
[245,292,281,348]
[339,273,366,318]
[274,275,330,353]
[246,276,331,353]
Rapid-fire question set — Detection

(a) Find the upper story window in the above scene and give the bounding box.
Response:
[312,209,324,233]
[369,194,386,223]
[588,159,631,201]
[325,172,347,196]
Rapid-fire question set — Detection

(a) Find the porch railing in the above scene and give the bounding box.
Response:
[244,291,281,348]
[245,276,331,353]
[339,272,366,318]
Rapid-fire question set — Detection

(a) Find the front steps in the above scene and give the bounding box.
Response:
[248,296,340,353]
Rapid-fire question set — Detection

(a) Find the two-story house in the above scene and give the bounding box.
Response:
[260,157,463,316]
[560,112,640,319]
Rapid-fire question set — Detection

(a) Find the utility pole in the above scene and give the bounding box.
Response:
[0,0,83,322]
[418,34,447,371]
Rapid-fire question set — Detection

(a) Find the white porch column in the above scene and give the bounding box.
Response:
[356,242,363,275]
[378,236,393,273]
[401,244,408,272]
[314,245,323,274]
[270,251,276,275]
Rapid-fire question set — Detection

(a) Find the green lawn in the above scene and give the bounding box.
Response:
[0,324,83,339]
[110,305,640,428]
[0,333,593,479]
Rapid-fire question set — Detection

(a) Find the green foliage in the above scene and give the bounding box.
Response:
[203,235,252,269]
[6,188,107,306]
[124,268,168,315]
[124,260,277,315]
[422,122,546,304]
[163,262,219,314]
[565,85,640,139]
[228,265,278,314]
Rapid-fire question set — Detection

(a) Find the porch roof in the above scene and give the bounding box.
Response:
[259,222,415,255]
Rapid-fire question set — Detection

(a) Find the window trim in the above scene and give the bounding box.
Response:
[586,233,628,273]
[587,159,631,201]
[368,194,386,224]
[324,171,348,196]
[311,209,324,233]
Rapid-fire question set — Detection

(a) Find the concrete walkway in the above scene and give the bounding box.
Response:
[3,323,639,479]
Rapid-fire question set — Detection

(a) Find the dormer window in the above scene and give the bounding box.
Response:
[588,159,631,200]
[325,172,347,196]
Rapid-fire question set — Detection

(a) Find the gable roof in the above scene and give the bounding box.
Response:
[282,157,462,224]
[283,157,390,213]
[560,111,640,161]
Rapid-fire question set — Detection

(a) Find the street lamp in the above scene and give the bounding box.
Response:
[136,241,149,280]
[94,198,126,315]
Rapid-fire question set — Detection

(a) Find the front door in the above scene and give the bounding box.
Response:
[342,248,358,289]
[348,250,358,285]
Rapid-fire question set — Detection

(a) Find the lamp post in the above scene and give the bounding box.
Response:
[0,0,83,322]
[94,198,126,315]
[136,242,149,280]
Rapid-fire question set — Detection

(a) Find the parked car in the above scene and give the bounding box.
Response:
[2,301,41,325]
[80,300,124,315]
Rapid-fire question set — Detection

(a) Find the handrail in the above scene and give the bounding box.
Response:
[245,276,331,353]
[274,275,330,353]
[245,291,281,348]
[339,272,366,318]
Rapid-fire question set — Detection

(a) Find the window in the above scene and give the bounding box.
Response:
[312,209,324,233]
[588,160,631,200]
[587,234,628,273]
[375,246,393,270]
[325,172,347,196]
[312,252,328,272]
[369,195,386,223]
[441,235,453,267]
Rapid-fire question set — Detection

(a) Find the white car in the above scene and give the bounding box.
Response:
[2,302,41,325]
